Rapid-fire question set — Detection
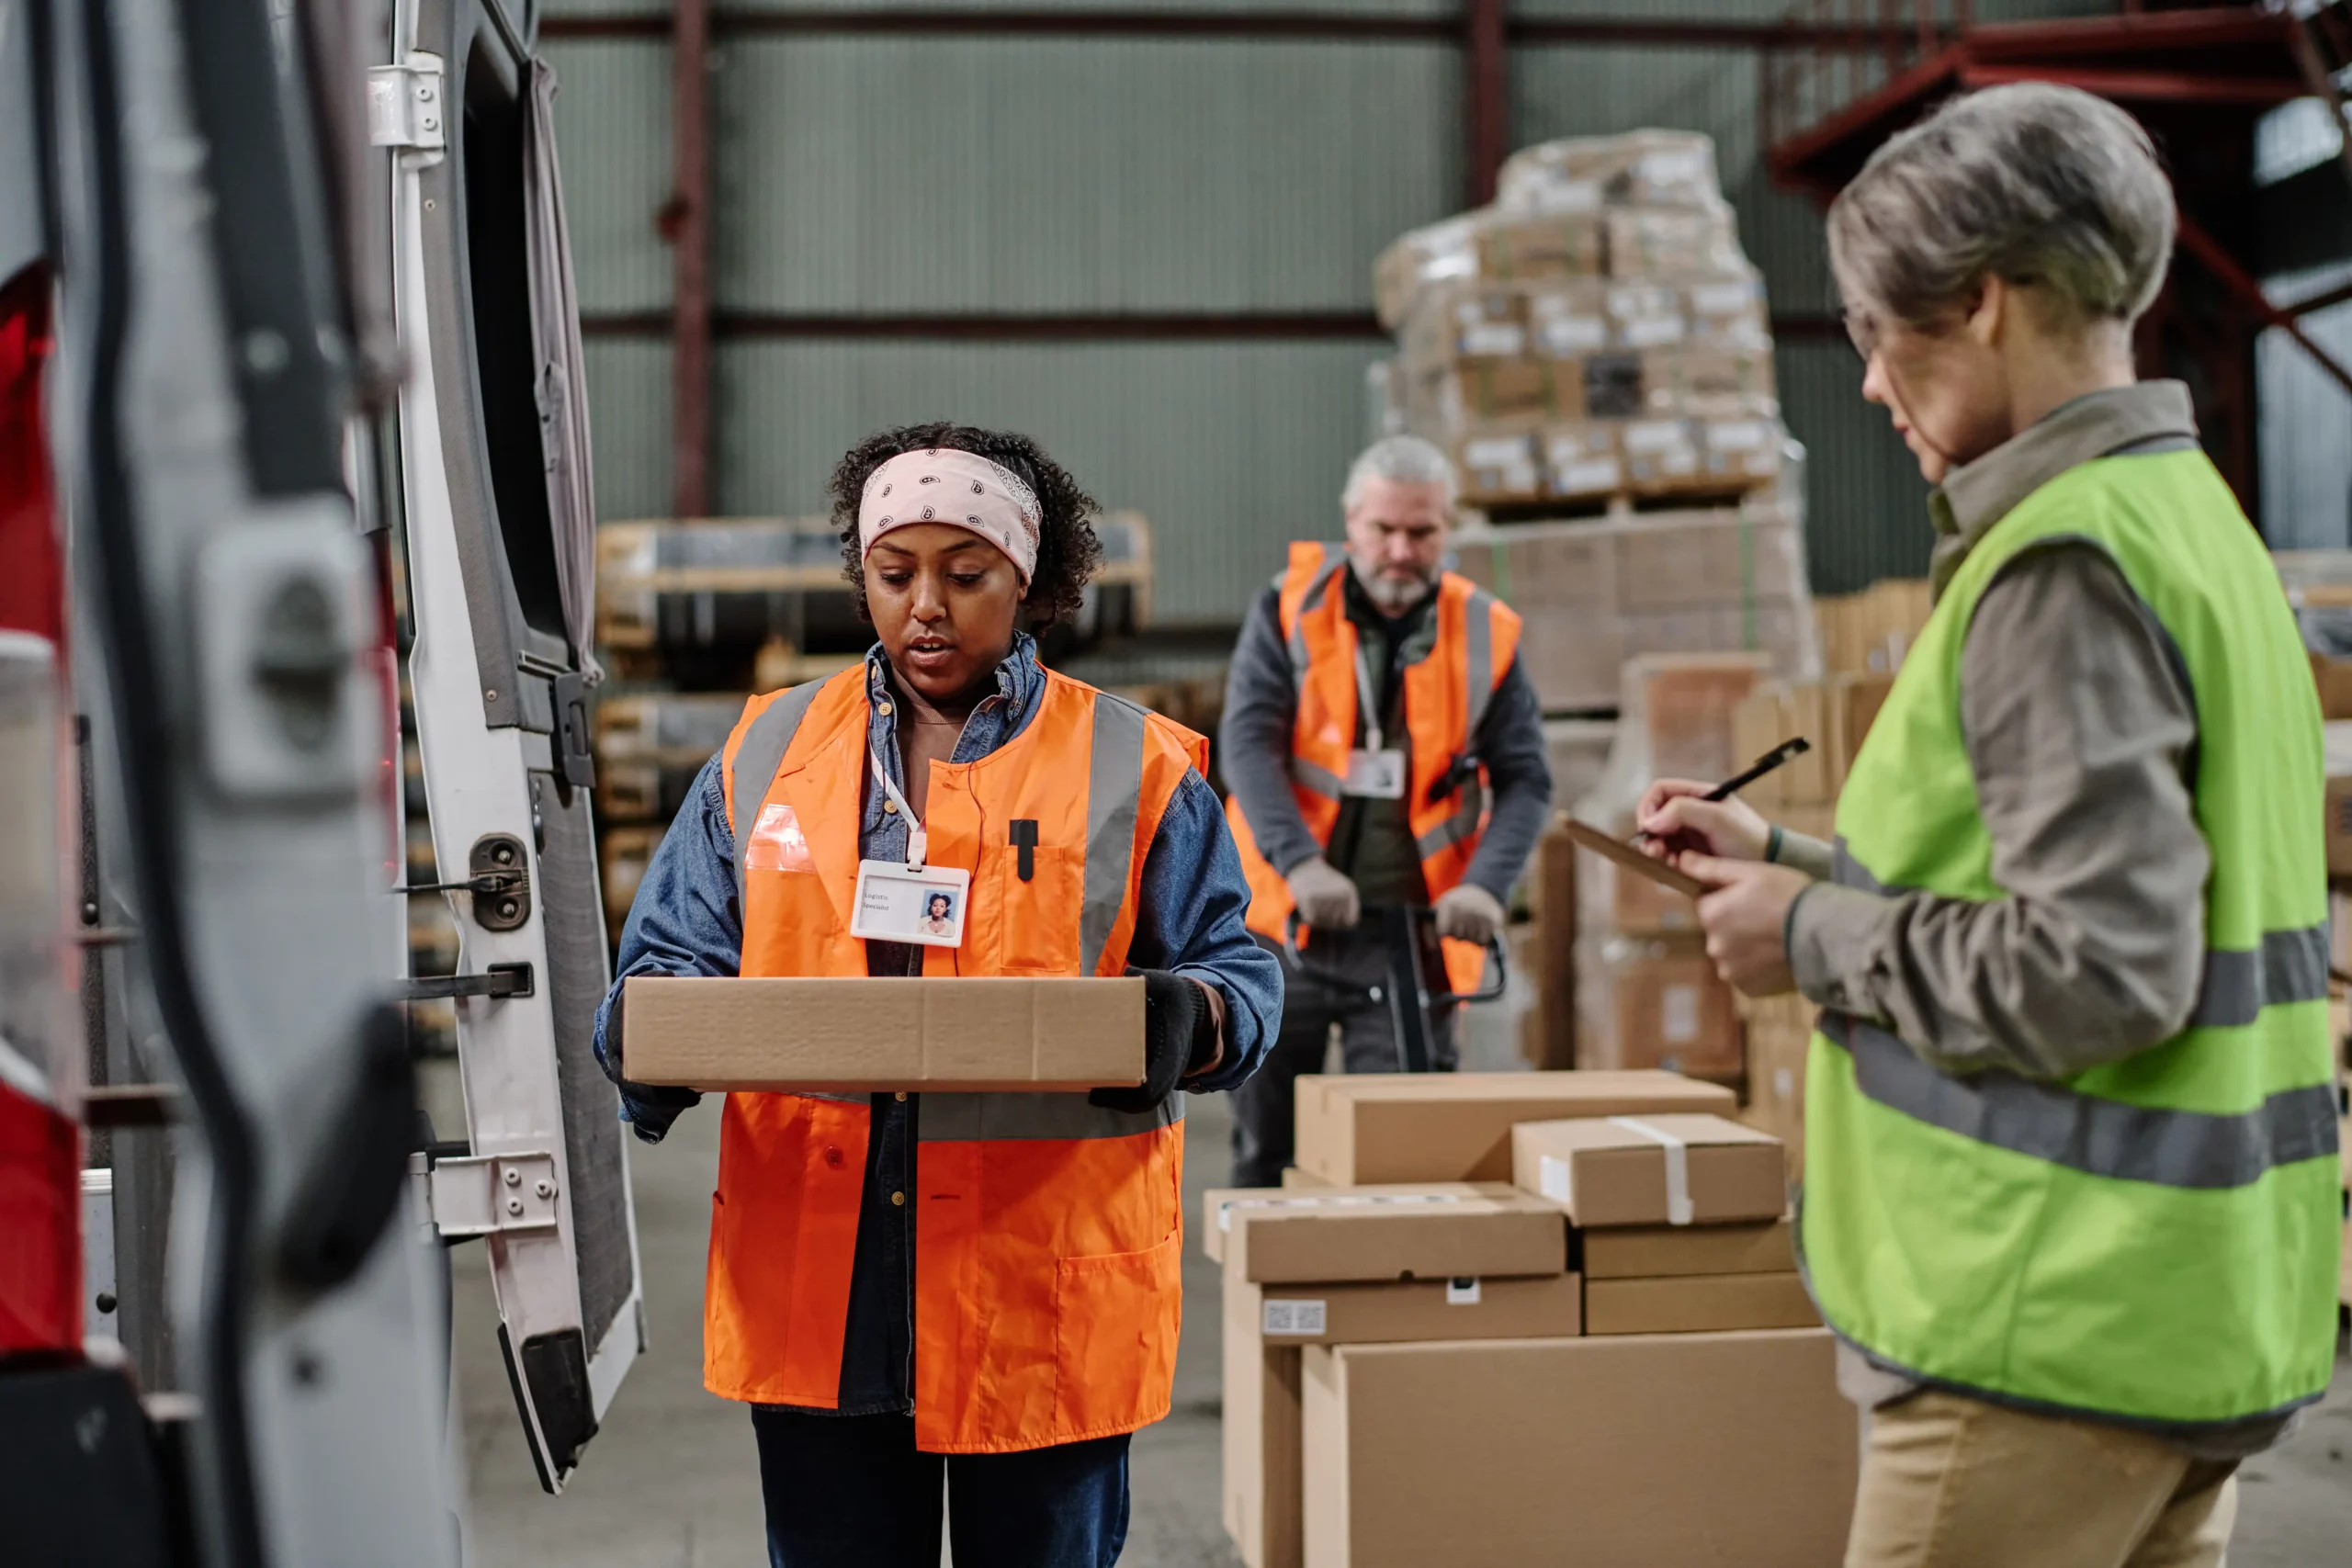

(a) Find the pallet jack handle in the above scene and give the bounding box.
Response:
[1280,905,1510,1072]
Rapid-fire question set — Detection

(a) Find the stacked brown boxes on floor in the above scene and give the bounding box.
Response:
[1569,654,1772,1089]
[1216,1070,1858,1568]
[1376,131,1778,513]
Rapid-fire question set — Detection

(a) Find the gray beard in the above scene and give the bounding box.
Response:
[1350,557,1435,615]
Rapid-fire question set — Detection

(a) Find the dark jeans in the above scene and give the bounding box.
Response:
[751,1406,1131,1568]
[1229,928,1456,1189]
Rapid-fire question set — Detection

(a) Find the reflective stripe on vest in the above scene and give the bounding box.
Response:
[710,662,1199,1450]
[1803,447,2340,1427]
[1081,694,1148,976]
[1227,541,1518,928]
[1828,838,2331,1036]
[1817,1011,2340,1190]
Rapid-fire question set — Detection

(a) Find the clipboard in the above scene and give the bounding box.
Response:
[1560,818,1709,899]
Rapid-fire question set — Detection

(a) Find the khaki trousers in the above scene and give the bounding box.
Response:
[1846,1390,2239,1568]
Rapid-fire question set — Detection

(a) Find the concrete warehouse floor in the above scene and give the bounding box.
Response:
[428,1062,2352,1567]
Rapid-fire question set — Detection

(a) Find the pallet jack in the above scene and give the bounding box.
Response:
[1282,907,1510,1073]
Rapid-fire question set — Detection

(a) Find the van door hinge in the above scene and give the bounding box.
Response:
[427,1152,561,1240]
[368,57,447,151]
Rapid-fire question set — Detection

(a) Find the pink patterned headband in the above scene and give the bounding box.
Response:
[858,448,1043,587]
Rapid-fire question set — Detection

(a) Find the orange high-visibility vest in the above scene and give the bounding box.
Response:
[1226,541,1521,995]
[709,661,1207,1453]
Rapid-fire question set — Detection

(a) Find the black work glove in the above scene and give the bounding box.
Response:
[604,985,704,1114]
[1090,967,1220,1113]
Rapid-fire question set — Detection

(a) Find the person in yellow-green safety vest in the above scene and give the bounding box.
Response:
[1637,84,2340,1568]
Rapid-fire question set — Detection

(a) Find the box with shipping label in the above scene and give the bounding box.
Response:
[1449,433,1542,502]
[1478,213,1609,284]
[619,975,1145,1093]
[1580,1216,1794,1280]
[1293,1069,1736,1186]
[1683,270,1771,348]
[1604,203,1745,278]
[1399,286,1527,367]
[1573,933,1742,1078]
[1541,423,1623,500]
[1204,1183,1567,1284]
[1523,280,1612,357]
[1299,1329,1858,1568]
[1419,359,1585,432]
[1583,1270,1819,1335]
[1618,418,1701,489]
[1637,345,1778,422]
[1247,1272,1585,1347]
[1512,1113,1786,1227]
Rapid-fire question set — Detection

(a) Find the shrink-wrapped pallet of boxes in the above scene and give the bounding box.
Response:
[1376,130,1783,515]
[1450,503,1819,714]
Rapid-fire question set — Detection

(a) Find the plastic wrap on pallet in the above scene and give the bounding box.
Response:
[1497,130,1723,217]
[1451,505,1821,712]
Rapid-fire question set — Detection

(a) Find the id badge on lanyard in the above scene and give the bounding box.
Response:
[1342,644,1407,800]
[848,744,971,949]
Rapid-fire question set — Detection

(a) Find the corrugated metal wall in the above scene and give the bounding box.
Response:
[543,0,2109,617]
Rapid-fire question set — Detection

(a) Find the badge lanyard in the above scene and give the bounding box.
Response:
[1354,647,1385,754]
[1342,644,1408,799]
[870,743,928,868]
[848,742,970,949]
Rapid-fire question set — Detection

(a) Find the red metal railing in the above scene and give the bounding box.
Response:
[1760,0,1972,159]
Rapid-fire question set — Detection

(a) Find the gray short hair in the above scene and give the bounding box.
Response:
[1828,83,2174,333]
[1342,434,1457,510]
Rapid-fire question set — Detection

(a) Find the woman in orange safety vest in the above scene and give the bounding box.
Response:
[592,423,1282,1568]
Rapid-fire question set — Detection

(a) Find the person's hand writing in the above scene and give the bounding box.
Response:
[1635,779,1771,864]
[1678,852,1808,997]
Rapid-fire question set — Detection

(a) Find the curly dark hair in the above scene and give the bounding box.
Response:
[830,422,1105,631]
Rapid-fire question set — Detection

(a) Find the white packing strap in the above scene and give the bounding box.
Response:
[868,744,927,869]
[1353,643,1383,753]
[1608,1116,1694,1226]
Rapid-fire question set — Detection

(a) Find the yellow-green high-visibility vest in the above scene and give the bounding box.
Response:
[1802,446,2342,1429]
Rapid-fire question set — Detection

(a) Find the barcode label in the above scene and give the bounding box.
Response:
[1262,1299,1329,1337]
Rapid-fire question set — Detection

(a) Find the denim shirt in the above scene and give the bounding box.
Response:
[591,634,1283,1415]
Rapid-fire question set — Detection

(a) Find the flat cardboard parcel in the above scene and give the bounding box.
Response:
[620,975,1145,1092]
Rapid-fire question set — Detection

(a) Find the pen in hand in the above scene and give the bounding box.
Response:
[1632,738,1812,845]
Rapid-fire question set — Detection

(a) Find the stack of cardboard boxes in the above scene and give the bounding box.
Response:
[1375,131,1778,512]
[1815,577,1932,678]
[1724,627,1905,1163]
[1449,503,1820,713]
[1373,130,1819,724]
[1216,1070,1855,1568]
[1569,655,1773,1087]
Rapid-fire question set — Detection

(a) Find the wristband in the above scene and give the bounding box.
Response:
[1765,823,1784,864]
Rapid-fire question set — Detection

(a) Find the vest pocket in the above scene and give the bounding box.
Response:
[992,844,1085,973]
[1052,1228,1182,1434]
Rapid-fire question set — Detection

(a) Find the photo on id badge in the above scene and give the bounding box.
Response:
[850,860,973,948]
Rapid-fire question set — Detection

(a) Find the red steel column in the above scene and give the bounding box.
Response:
[671,0,713,519]
[1464,0,1509,208]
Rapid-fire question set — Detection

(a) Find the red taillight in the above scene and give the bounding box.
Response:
[0,265,62,650]
[0,261,82,1358]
